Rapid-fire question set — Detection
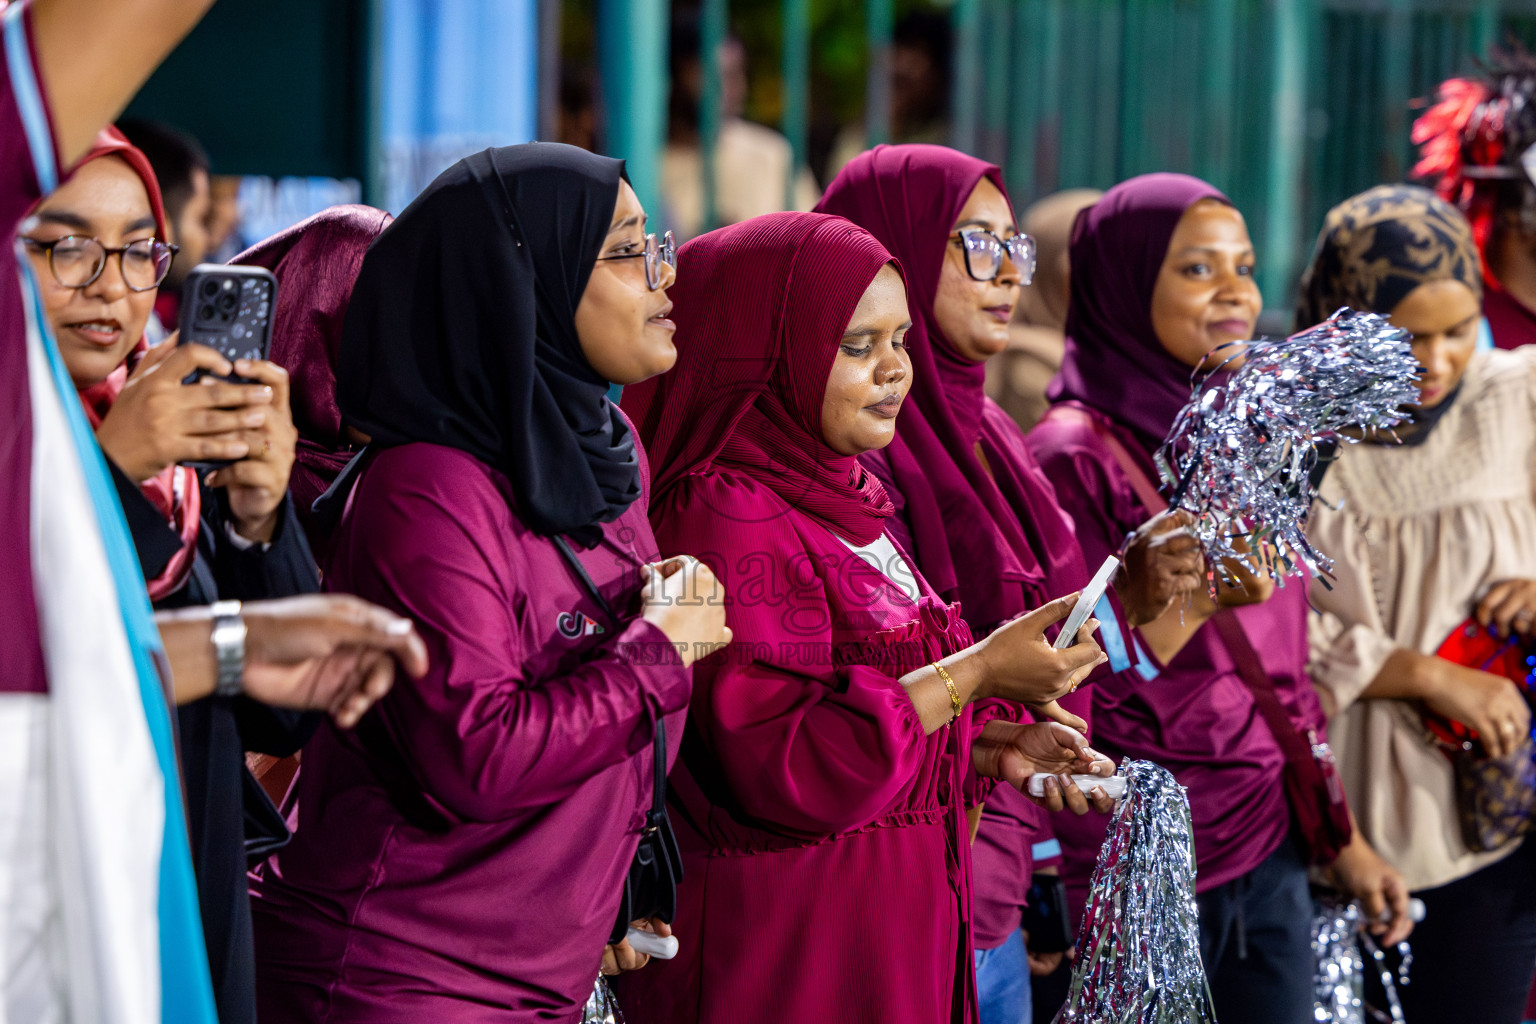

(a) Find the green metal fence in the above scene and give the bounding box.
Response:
[585,0,1536,314]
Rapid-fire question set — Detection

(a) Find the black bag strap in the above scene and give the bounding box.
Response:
[552,536,668,829]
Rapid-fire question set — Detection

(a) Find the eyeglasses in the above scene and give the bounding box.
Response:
[22,235,179,293]
[949,230,1037,285]
[595,230,677,290]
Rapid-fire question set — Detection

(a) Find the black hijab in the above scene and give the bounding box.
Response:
[337,143,641,543]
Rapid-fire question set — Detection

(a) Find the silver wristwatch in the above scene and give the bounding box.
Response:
[210,600,246,698]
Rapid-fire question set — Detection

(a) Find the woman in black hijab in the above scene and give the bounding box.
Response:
[251,143,731,1023]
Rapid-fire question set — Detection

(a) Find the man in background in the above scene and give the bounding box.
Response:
[661,11,820,240]
[118,116,211,339]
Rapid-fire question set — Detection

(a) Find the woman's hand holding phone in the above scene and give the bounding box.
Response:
[205,358,298,544]
[95,339,272,482]
[973,594,1107,727]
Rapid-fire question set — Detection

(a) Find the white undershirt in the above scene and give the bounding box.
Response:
[839,532,922,603]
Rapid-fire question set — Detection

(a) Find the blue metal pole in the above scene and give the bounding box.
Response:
[699,0,726,231]
[598,0,669,219]
[1262,0,1308,308]
[782,0,810,210]
[950,0,980,156]
[866,0,893,146]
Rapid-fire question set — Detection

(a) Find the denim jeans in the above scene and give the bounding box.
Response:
[974,927,1031,1024]
[1196,834,1314,1024]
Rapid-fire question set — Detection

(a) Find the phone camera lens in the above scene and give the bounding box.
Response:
[198,304,216,321]
[217,293,238,314]
[200,279,220,299]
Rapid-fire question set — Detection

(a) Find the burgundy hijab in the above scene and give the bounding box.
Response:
[817,143,1079,629]
[1049,172,1230,445]
[232,205,392,532]
[621,212,897,546]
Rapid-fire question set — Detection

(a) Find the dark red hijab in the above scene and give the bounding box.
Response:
[622,212,897,546]
[231,204,392,531]
[1049,173,1230,446]
[817,143,1080,630]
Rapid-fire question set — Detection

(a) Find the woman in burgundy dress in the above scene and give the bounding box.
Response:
[614,210,1114,1023]
[817,143,1202,1024]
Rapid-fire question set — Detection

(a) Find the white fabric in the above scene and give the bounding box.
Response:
[0,695,62,1024]
[839,532,922,604]
[25,260,164,1024]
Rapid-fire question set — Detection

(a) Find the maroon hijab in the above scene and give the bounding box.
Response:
[231,204,392,532]
[622,212,897,546]
[1049,173,1230,446]
[817,143,1078,629]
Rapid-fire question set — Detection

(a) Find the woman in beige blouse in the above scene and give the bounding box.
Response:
[1298,184,1536,1024]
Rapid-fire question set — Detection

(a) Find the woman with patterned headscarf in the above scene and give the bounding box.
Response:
[1299,184,1536,1024]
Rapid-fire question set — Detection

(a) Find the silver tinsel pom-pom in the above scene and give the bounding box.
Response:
[1312,897,1410,1024]
[1054,761,1216,1024]
[581,975,624,1024]
[1156,308,1421,585]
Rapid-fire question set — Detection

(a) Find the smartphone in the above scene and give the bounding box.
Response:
[1052,554,1120,650]
[177,264,277,382]
[177,264,278,469]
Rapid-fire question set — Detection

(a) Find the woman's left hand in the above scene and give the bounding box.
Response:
[207,359,297,544]
[1476,579,1536,638]
[972,720,1116,814]
[1327,836,1413,946]
[600,917,672,976]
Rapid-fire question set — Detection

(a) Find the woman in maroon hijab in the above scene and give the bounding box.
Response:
[614,211,1114,1024]
[231,203,392,549]
[1028,173,1410,1024]
[817,143,1203,1024]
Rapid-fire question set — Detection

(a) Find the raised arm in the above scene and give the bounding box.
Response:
[30,0,216,166]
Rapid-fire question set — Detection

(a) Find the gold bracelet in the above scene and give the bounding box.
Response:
[933,662,962,724]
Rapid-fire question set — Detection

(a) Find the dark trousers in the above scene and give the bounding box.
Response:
[1197,834,1315,1024]
[1374,838,1536,1024]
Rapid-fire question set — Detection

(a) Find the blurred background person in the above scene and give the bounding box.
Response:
[987,188,1101,432]
[558,64,599,153]
[204,172,246,262]
[826,10,953,177]
[1414,47,1536,350]
[117,117,212,340]
[662,10,818,240]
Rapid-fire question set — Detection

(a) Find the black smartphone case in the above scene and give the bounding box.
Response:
[177,264,278,470]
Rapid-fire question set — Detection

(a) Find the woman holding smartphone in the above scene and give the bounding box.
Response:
[250,142,730,1023]
[22,126,315,1024]
[615,211,1113,1024]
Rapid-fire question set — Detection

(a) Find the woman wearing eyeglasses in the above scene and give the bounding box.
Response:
[816,145,1204,1024]
[21,126,319,1024]
[249,143,730,1024]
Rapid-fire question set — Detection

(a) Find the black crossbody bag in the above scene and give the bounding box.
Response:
[553,536,684,944]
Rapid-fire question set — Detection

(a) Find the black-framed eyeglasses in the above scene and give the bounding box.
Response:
[949,230,1036,285]
[22,235,179,293]
[595,230,677,290]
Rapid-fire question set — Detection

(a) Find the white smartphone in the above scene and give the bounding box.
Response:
[1052,554,1120,650]
[1027,773,1127,800]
